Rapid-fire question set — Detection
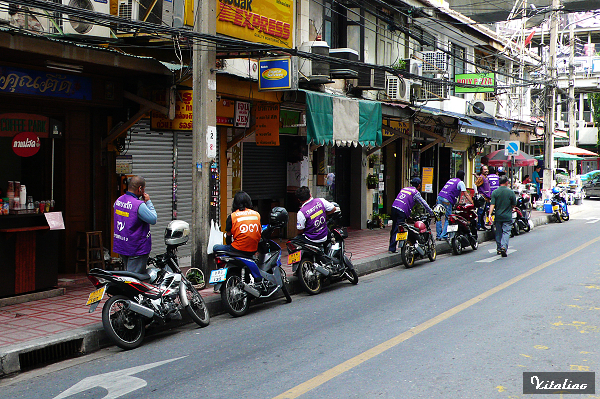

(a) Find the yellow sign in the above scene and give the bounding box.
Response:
[151,90,193,131]
[422,167,434,193]
[216,0,294,49]
[383,120,410,138]
[255,103,280,146]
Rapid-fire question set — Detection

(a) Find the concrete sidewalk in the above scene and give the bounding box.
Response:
[0,204,588,376]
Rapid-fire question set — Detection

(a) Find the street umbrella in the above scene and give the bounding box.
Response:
[535,152,582,161]
[481,149,538,167]
[554,145,598,157]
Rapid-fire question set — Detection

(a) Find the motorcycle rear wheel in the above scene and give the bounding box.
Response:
[451,236,463,255]
[221,273,249,317]
[279,267,292,303]
[102,295,145,350]
[523,219,531,232]
[401,243,416,268]
[182,280,210,327]
[555,211,563,223]
[471,236,479,250]
[427,237,437,262]
[298,259,322,295]
[561,208,570,221]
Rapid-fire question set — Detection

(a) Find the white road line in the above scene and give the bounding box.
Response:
[478,249,517,262]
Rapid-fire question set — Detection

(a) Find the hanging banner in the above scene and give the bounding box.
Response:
[255,103,280,146]
[217,99,236,126]
[422,167,434,193]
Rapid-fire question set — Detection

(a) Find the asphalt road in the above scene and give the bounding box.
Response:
[3,201,600,399]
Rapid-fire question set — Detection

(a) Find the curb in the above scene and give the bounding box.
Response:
[0,209,581,377]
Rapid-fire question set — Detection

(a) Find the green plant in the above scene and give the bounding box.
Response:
[391,59,407,71]
[379,214,390,220]
[366,174,379,188]
[368,153,379,164]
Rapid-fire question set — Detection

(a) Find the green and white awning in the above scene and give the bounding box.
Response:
[304,90,382,147]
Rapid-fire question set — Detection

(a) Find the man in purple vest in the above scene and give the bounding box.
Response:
[113,175,157,274]
[436,170,473,240]
[389,177,434,253]
[295,186,337,244]
[488,166,500,194]
[475,165,491,230]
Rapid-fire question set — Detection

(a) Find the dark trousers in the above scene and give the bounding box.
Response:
[389,207,407,252]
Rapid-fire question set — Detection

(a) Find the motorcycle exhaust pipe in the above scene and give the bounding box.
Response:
[242,283,261,297]
[315,264,331,276]
[414,243,425,256]
[125,300,155,319]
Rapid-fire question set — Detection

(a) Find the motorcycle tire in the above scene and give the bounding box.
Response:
[428,236,437,262]
[561,208,570,222]
[451,236,463,255]
[555,211,563,223]
[102,295,145,350]
[297,259,322,295]
[343,267,359,285]
[471,237,479,251]
[221,273,249,317]
[181,280,210,327]
[523,219,531,232]
[279,267,292,303]
[513,224,520,236]
[401,243,416,268]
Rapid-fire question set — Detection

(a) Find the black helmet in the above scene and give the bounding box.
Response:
[410,177,422,187]
[270,207,288,226]
[472,193,486,208]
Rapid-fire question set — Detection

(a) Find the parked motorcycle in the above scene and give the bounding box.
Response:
[396,214,436,268]
[286,203,358,295]
[211,207,292,317]
[86,220,210,350]
[447,203,479,255]
[551,187,570,223]
[514,190,532,233]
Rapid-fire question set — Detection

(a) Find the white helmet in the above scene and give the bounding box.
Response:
[432,204,446,222]
[164,220,190,246]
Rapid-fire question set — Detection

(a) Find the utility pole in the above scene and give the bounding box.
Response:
[568,22,576,176]
[192,0,217,276]
[544,0,560,191]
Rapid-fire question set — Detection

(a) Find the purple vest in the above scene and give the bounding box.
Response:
[477,175,491,198]
[488,174,500,194]
[392,187,418,215]
[438,178,462,205]
[113,194,152,256]
[300,198,328,241]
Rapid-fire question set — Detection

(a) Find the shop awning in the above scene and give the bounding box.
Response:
[459,117,513,141]
[304,90,382,147]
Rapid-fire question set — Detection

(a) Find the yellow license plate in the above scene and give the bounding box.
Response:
[86,286,106,306]
[553,205,559,211]
[288,251,301,264]
[396,232,408,241]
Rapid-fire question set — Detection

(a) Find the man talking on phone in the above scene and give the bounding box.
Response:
[113,175,157,273]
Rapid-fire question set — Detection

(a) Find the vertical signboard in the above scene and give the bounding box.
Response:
[422,167,434,193]
[235,101,250,128]
[255,103,280,146]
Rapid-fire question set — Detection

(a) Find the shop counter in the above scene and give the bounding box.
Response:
[0,214,59,297]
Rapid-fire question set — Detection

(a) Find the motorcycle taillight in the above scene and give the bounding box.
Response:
[286,241,297,253]
[216,257,227,268]
[448,215,456,223]
[87,275,103,288]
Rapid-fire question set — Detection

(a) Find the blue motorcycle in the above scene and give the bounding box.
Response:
[551,187,569,223]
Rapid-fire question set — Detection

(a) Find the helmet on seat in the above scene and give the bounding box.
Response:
[432,204,446,222]
[270,207,289,227]
[551,187,561,194]
[414,220,427,233]
[164,220,190,246]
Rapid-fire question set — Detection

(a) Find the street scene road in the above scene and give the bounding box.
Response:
[1,201,599,398]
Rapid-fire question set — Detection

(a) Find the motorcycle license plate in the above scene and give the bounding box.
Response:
[396,232,408,241]
[288,251,301,264]
[85,285,106,312]
[447,224,458,232]
[553,205,559,212]
[209,268,228,284]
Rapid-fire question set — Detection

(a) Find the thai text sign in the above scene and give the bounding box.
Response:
[0,66,92,99]
[0,113,49,138]
[455,73,495,93]
[235,101,251,128]
[255,103,280,146]
[382,120,410,138]
[151,90,193,130]
[259,57,292,91]
[217,0,294,49]
[12,132,41,157]
[422,167,434,193]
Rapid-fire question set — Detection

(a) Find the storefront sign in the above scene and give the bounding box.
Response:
[255,103,279,146]
[151,90,193,130]
[454,73,495,93]
[12,131,41,157]
[216,0,294,48]
[0,113,49,138]
[116,155,133,174]
[0,66,92,100]
[280,109,301,135]
[217,99,236,126]
[259,58,292,91]
[235,101,251,128]
[422,167,434,193]
[382,120,410,138]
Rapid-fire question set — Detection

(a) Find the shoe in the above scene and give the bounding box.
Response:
[496,249,501,255]
[389,250,397,254]
[500,248,507,257]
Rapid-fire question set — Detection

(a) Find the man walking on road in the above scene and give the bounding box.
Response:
[489,175,516,257]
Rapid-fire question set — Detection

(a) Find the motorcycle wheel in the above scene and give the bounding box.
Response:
[513,224,520,236]
[471,237,479,251]
[451,236,463,255]
[279,267,292,303]
[343,267,359,285]
[561,207,570,221]
[221,273,249,317]
[181,280,210,327]
[555,211,563,223]
[427,237,437,262]
[401,243,416,268]
[523,219,531,232]
[297,259,322,295]
[102,295,145,350]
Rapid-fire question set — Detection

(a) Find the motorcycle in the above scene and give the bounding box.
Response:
[551,187,570,223]
[514,190,532,233]
[396,214,436,268]
[447,203,479,255]
[211,207,292,317]
[286,203,358,295]
[86,220,210,350]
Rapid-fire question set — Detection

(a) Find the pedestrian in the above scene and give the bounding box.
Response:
[389,177,434,253]
[488,166,500,194]
[489,175,516,257]
[522,175,532,184]
[295,186,338,244]
[474,165,491,230]
[113,175,157,274]
[532,165,543,201]
[436,170,473,241]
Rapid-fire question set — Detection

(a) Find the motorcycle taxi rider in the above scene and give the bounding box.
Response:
[295,186,339,259]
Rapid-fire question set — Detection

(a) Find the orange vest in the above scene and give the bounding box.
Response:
[231,209,262,252]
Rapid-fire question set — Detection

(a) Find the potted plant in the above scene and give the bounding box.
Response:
[368,153,379,168]
[391,59,407,72]
[379,214,391,227]
[367,174,379,189]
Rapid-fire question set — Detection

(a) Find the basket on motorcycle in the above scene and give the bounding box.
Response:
[334,226,348,238]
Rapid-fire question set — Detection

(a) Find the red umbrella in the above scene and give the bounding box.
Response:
[481,149,538,167]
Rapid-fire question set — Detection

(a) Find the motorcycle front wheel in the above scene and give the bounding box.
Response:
[298,259,322,295]
[561,207,570,221]
[401,243,416,268]
[523,219,531,232]
[343,267,359,285]
[221,273,249,317]
[102,295,145,350]
[181,280,210,327]
[279,267,292,303]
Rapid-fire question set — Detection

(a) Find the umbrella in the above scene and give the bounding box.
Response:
[554,145,598,157]
[535,152,582,161]
[481,149,538,167]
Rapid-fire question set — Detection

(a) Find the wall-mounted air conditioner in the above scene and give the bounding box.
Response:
[329,48,359,79]
[466,100,497,117]
[298,41,330,83]
[386,75,411,102]
[0,2,62,34]
[63,0,111,37]
[419,51,447,73]
[117,0,173,30]
[356,67,386,90]
[415,76,448,101]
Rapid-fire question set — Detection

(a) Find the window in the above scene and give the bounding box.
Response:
[451,43,465,98]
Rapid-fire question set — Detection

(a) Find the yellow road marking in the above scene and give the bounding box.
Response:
[272,235,600,399]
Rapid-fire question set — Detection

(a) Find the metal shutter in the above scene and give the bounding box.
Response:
[125,120,174,256]
[242,142,286,200]
[174,132,193,258]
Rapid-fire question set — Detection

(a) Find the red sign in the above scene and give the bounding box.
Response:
[12,132,41,157]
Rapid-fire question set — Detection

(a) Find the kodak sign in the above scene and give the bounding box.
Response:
[217,0,294,49]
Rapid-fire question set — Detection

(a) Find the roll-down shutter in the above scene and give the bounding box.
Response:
[242,142,286,200]
[175,132,193,258]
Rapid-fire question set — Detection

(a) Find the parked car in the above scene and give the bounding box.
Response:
[577,170,600,182]
[582,174,600,198]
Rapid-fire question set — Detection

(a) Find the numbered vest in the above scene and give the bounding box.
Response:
[300,198,328,241]
[231,209,262,253]
[392,187,418,215]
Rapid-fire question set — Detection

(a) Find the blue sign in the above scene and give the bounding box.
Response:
[0,66,93,100]
[506,141,520,155]
[258,57,292,91]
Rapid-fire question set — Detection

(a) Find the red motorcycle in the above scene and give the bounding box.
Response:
[447,203,479,255]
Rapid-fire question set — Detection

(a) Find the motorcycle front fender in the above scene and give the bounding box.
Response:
[342,254,354,270]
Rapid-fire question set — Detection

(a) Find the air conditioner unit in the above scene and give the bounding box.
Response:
[409,59,423,77]
[420,51,447,73]
[329,48,359,78]
[386,75,411,102]
[299,41,330,83]
[117,0,168,29]
[63,0,111,37]
[0,2,62,33]
[416,76,448,101]
[466,100,497,117]
[356,67,386,90]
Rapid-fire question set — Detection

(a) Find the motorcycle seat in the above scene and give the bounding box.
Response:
[110,270,152,282]
[215,248,257,259]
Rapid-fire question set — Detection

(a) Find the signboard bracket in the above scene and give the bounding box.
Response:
[227,124,256,150]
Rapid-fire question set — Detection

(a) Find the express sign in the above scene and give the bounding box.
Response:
[12,131,41,157]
